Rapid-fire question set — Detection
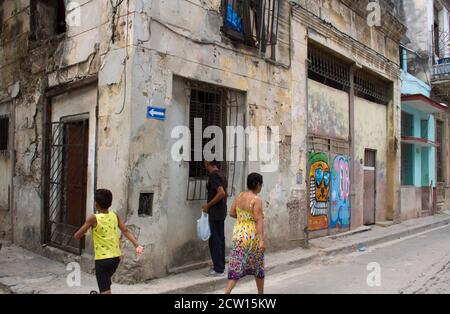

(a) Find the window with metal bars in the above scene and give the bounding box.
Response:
[307,45,351,92]
[401,143,414,185]
[189,89,227,179]
[401,111,414,137]
[186,82,241,201]
[222,0,280,55]
[0,115,9,153]
[436,120,444,183]
[364,150,376,168]
[354,70,391,105]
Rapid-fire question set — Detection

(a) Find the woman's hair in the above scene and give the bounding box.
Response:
[95,189,113,209]
[247,173,263,190]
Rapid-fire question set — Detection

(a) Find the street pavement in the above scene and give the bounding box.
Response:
[212,224,450,294]
[1,214,450,294]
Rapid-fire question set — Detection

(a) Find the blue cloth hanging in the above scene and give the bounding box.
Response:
[226,3,243,33]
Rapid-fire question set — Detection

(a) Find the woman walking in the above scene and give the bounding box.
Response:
[226,173,265,294]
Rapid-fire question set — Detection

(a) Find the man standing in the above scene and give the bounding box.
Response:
[202,160,228,277]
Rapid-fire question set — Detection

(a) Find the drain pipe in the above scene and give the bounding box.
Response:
[9,98,16,243]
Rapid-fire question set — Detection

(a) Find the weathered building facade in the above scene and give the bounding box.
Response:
[397,0,450,214]
[0,0,406,283]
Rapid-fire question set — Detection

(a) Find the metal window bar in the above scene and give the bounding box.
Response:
[308,46,351,92]
[187,85,240,201]
[46,120,88,255]
[436,121,444,182]
[354,70,390,105]
[307,135,350,156]
[364,150,376,168]
[401,111,414,137]
[222,0,280,52]
[0,115,9,153]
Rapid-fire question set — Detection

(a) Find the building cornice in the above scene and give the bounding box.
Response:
[291,2,402,79]
[340,0,407,43]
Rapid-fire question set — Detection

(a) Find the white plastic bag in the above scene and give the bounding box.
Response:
[197,213,211,241]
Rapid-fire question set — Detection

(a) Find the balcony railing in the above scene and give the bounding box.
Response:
[432,62,450,80]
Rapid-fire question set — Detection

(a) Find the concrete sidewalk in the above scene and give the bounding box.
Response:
[1,213,450,294]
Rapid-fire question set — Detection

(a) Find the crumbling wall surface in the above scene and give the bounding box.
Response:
[0,0,128,256]
[294,0,405,64]
[397,0,432,82]
[353,97,389,226]
[107,0,296,282]
[307,80,350,140]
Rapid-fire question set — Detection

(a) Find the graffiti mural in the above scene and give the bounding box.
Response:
[330,155,351,229]
[308,152,330,231]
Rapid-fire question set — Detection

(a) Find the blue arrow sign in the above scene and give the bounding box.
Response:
[147,106,166,121]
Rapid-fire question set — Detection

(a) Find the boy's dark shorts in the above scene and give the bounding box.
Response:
[95,257,121,293]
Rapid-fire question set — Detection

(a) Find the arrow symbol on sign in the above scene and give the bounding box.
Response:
[149,109,164,117]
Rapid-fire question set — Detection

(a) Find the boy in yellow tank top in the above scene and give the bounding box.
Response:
[74,189,144,294]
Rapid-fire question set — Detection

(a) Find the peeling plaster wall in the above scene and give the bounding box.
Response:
[307,80,350,140]
[354,97,389,226]
[398,0,433,83]
[116,0,295,281]
[400,186,422,220]
[0,0,133,266]
[1,0,405,283]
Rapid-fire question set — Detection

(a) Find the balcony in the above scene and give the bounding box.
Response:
[432,61,450,81]
[222,0,280,56]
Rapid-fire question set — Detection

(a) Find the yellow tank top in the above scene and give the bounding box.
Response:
[93,212,122,260]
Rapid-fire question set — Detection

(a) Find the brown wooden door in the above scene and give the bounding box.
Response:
[46,118,89,255]
[363,150,376,225]
[63,120,88,230]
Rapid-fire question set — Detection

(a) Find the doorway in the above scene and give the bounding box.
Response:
[46,117,89,254]
[363,149,376,225]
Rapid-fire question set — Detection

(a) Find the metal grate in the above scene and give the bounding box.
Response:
[222,0,280,54]
[401,143,414,186]
[187,83,241,201]
[354,70,391,105]
[308,46,351,91]
[307,135,350,156]
[401,111,414,137]
[46,119,89,255]
[0,115,9,153]
[436,120,444,183]
[364,149,376,168]
[138,193,154,217]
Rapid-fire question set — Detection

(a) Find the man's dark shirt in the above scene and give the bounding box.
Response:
[207,170,228,221]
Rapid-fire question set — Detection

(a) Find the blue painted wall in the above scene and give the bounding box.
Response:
[401,67,436,188]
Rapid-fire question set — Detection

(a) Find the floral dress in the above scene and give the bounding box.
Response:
[228,195,265,281]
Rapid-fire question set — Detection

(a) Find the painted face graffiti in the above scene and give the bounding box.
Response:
[309,161,330,217]
[308,152,330,231]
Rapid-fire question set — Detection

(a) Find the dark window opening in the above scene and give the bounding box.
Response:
[189,88,227,179]
[420,119,429,139]
[31,0,66,41]
[354,70,391,105]
[308,45,351,92]
[56,0,68,35]
[222,0,280,55]
[186,81,241,201]
[436,120,444,183]
[364,149,376,168]
[138,193,154,217]
[401,143,414,186]
[434,5,440,59]
[401,111,414,137]
[0,116,9,153]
